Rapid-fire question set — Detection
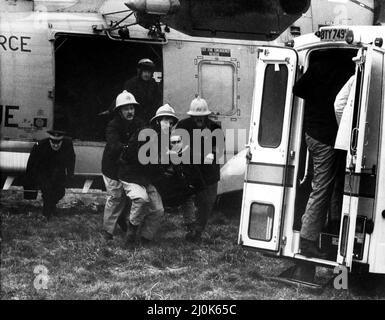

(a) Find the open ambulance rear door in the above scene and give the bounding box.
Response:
[238,46,298,253]
[337,45,385,271]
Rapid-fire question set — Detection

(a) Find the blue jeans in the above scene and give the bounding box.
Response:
[300,134,346,241]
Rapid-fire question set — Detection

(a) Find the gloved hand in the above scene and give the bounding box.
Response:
[204,153,214,164]
[164,166,175,177]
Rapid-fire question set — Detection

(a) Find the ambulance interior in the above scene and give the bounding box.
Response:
[53,35,163,142]
[292,48,359,262]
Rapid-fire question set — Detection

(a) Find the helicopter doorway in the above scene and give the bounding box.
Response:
[53,34,163,142]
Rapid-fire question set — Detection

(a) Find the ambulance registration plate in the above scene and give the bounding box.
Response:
[319,28,347,41]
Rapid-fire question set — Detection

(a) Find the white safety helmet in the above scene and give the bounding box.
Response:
[187,96,212,116]
[150,103,179,125]
[114,90,139,112]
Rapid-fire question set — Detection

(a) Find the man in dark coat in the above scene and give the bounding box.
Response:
[24,130,75,219]
[123,58,162,123]
[176,97,225,242]
[293,58,353,258]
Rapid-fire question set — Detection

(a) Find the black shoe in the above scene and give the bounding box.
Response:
[125,222,138,247]
[300,237,328,259]
[140,237,152,247]
[102,230,113,241]
[43,203,56,220]
[124,232,137,248]
[42,211,51,221]
[185,230,202,243]
[42,208,51,219]
[125,234,136,247]
[118,218,128,233]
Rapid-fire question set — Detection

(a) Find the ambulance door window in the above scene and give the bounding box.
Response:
[258,64,288,148]
[198,61,237,115]
[249,202,275,241]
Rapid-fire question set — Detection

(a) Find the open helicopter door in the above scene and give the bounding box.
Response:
[239,47,298,252]
[337,45,385,270]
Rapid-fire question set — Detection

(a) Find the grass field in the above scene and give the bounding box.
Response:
[1,189,385,300]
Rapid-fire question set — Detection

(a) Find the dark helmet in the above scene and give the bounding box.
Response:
[137,58,155,71]
[47,130,66,140]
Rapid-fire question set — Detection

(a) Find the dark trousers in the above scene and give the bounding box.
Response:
[41,181,65,217]
[194,183,218,233]
[300,134,346,241]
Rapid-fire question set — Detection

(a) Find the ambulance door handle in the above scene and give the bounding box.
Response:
[289,150,295,159]
[260,58,289,65]
[351,128,359,154]
[364,123,370,146]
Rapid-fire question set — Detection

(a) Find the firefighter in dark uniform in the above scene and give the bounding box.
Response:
[146,105,206,239]
[24,130,75,219]
[176,97,225,242]
[123,58,162,123]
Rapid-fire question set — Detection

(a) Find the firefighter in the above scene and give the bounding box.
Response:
[176,97,225,242]
[24,130,75,220]
[115,93,164,247]
[147,105,205,239]
[146,104,181,202]
[101,90,145,241]
[123,58,162,123]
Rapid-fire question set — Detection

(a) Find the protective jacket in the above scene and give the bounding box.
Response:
[146,128,205,206]
[123,76,161,123]
[176,117,224,186]
[102,114,147,185]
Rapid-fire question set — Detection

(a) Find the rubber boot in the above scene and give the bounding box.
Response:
[125,222,138,247]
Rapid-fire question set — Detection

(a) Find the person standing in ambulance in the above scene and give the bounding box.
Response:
[293,59,352,259]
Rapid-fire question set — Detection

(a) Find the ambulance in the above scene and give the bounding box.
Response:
[239,25,385,276]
